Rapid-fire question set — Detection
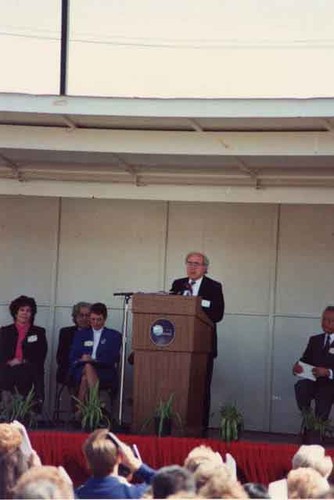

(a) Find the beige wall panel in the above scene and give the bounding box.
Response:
[276,205,334,315]
[166,202,277,314]
[211,315,269,430]
[57,199,167,305]
[0,196,59,304]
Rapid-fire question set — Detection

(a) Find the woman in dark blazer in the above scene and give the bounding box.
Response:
[70,302,121,404]
[0,295,47,403]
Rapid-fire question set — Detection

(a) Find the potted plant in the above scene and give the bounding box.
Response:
[300,409,333,444]
[0,387,37,428]
[219,403,244,442]
[142,393,182,437]
[72,382,111,432]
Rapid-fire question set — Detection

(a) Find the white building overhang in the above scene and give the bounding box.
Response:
[1,93,334,204]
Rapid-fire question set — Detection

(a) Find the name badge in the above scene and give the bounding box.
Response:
[101,338,106,345]
[84,340,93,347]
[27,335,37,343]
[201,299,211,308]
[329,348,334,355]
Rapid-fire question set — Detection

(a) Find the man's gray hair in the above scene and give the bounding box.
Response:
[71,302,91,322]
[185,252,210,267]
[13,466,74,499]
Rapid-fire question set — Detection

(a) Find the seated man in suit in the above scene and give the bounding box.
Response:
[293,306,334,421]
[56,301,91,385]
[170,252,225,432]
[70,302,122,405]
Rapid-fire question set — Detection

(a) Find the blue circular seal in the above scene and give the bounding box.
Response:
[150,319,175,347]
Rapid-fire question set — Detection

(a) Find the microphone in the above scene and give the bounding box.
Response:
[113,292,134,297]
[170,283,192,296]
[183,282,192,296]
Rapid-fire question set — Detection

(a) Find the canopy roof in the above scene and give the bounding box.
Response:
[1,93,334,203]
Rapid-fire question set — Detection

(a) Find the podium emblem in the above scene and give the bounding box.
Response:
[150,319,175,346]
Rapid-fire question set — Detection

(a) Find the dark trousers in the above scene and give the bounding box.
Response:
[0,363,44,401]
[295,378,334,420]
[202,356,214,432]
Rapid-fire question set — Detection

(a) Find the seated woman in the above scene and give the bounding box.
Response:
[56,301,91,385]
[69,302,122,405]
[0,296,47,405]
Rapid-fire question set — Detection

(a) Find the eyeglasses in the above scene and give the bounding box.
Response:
[186,261,204,267]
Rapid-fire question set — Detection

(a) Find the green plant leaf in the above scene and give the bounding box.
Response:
[72,382,109,431]
[219,402,243,442]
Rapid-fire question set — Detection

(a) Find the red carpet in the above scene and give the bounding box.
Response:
[28,431,334,487]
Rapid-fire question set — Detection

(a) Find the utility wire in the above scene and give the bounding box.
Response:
[0,29,334,49]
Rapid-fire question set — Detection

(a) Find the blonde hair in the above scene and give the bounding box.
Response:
[184,445,222,473]
[292,445,333,478]
[287,467,329,499]
[13,466,74,499]
[193,462,228,492]
[0,424,22,454]
[83,429,118,477]
[197,466,247,499]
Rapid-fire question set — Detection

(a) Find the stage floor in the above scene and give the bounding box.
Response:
[209,428,301,444]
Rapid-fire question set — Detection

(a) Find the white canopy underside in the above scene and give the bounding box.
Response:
[1,94,334,203]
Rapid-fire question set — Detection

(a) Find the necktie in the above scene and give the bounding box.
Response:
[190,280,196,295]
[324,334,331,353]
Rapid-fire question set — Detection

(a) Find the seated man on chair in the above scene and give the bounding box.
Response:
[69,303,122,406]
[56,301,91,385]
[293,306,334,421]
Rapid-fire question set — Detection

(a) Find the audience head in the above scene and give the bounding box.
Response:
[322,306,334,334]
[83,429,118,477]
[184,445,223,473]
[287,467,329,498]
[152,465,195,499]
[197,465,247,499]
[193,461,227,492]
[292,445,333,478]
[71,302,91,329]
[0,423,30,499]
[9,295,37,325]
[13,465,74,499]
[185,252,209,280]
[243,482,270,498]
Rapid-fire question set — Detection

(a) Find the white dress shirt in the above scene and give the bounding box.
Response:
[323,332,334,379]
[187,276,203,296]
[92,328,103,359]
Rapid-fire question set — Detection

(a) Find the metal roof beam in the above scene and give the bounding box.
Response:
[2,94,334,119]
[1,125,334,156]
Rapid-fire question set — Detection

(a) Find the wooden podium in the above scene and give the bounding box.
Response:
[131,293,213,436]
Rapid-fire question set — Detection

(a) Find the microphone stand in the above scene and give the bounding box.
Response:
[113,292,133,427]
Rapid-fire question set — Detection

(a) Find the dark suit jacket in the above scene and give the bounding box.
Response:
[56,325,77,384]
[0,323,47,368]
[70,327,122,384]
[301,333,334,374]
[0,323,48,396]
[170,275,224,357]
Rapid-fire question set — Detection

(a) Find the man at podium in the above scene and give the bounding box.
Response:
[170,252,225,433]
